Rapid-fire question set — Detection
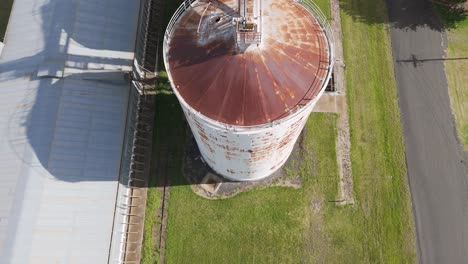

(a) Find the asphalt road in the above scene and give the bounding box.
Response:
[387,0,468,263]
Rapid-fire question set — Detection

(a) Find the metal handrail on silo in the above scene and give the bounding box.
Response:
[297,0,334,71]
[162,0,198,96]
[165,0,198,40]
[263,0,335,126]
[291,0,335,113]
[298,0,334,43]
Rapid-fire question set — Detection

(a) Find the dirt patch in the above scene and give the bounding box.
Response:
[336,113,354,205]
[304,193,328,262]
[311,196,324,213]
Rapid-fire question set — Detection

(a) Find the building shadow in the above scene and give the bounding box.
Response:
[147,91,301,190]
[147,90,236,188]
[1,0,139,182]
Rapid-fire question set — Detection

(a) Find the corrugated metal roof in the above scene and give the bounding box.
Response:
[0,0,138,262]
[166,0,330,126]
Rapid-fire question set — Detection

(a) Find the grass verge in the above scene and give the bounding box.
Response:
[141,93,186,264]
[140,0,185,263]
[340,0,416,262]
[437,4,468,149]
[141,124,163,264]
[141,179,162,264]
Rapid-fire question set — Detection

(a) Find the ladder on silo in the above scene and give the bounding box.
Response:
[236,0,262,45]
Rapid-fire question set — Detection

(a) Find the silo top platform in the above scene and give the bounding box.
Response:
[165,0,331,126]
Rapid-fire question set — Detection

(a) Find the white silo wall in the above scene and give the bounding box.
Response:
[179,92,323,181]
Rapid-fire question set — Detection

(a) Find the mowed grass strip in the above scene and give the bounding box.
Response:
[165,113,341,263]
[141,93,187,264]
[141,175,162,264]
[314,0,331,20]
[440,11,468,149]
[340,0,416,262]
[141,0,185,263]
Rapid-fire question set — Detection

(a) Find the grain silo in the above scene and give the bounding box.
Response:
[163,0,333,181]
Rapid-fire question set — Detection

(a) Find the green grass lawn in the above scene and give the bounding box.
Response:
[141,178,162,264]
[0,0,14,39]
[313,0,331,20]
[438,6,468,149]
[164,112,343,263]
[142,0,416,262]
[340,0,416,262]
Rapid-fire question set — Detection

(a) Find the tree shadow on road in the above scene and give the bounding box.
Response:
[434,0,468,29]
[339,0,467,31]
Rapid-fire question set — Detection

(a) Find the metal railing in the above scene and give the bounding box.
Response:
[292,0,335,115]
[237,31,262,44]
[165,0,198,40]
[162,0,198,99]
[111,87,155,264]
[132,0,165,95]
[132,60,157,95]
[134,0,152,69]
[110,0,159,262]
[298,0,334,47]
[134,0,164,73]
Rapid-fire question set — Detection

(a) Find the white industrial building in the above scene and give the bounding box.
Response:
[0,0,139,262]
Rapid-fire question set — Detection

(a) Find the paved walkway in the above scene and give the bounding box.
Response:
[387,0,468,262]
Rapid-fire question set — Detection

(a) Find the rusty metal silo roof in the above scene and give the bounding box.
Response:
[166,0,331,126]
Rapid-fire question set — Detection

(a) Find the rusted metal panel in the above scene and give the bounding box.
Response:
[164,0,333,180]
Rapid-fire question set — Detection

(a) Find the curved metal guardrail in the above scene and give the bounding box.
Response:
[165,0,198,40]
[299,0,334,46]
[298,0,334,77]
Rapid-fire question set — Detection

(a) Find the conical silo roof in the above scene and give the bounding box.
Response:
[166,0,331,126]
